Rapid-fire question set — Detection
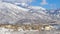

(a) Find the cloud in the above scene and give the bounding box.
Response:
[0,0,33,4]
[0,0,34,7]
[16,0,32,3]
[40,0,48,5]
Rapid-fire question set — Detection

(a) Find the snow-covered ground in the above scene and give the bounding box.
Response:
[0,30,60,34]
[0,30,39,34]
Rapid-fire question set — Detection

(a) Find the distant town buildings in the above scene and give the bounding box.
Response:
[0,23,60,32]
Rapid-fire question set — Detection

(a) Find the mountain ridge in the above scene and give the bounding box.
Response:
[0,2,60,25]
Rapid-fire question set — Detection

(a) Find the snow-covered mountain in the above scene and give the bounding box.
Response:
[0,1,55,25]
[0,2,30,24]
[46,9,60,21]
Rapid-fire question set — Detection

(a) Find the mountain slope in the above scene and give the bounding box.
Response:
[0,2,29,24]
[0,2,54,25]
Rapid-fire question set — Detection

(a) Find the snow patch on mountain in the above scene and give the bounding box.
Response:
[0,2,56,25]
